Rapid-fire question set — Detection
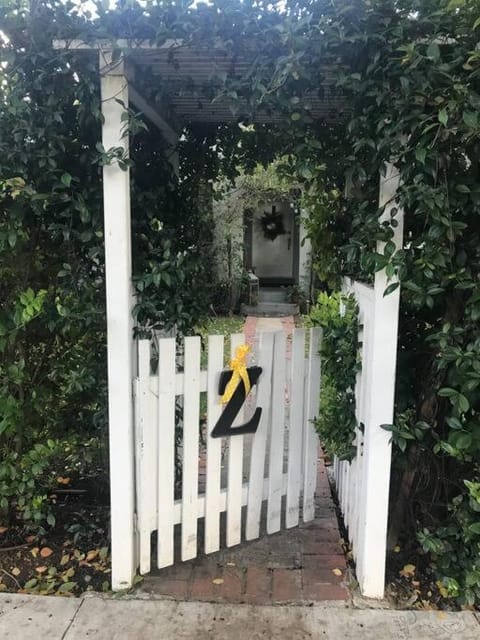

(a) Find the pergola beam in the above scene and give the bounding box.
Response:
[128,84,178,148]
[53,38,183,51]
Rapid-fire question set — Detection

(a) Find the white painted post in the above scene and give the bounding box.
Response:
[357,162,404,598]
[298,216,312,296]
[100,50,136,590]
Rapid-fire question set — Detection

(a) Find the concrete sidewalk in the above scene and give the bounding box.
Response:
[1,593,479,639]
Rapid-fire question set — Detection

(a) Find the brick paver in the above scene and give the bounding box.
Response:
[143,454,350,605]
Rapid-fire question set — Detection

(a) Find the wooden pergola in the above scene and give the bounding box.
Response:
[53,39,403,598]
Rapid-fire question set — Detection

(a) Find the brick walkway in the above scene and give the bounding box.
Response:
[141,315,349,605]
[142,455,349,604]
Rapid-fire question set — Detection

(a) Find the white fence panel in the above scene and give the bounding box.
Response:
[135,328,322,573]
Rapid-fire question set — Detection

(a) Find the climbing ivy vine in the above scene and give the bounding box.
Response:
[1,0,480,604]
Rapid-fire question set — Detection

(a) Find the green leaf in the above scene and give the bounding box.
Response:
[446,416,463,430]
[57,581,77,593]
[291,112,301,121]
[383,282,399,297]
[463,111,478,129]
[469,523,480,535]
[24,578,38,589]
[456,393,470,413]
[438,108,448,126]
[61,173,72,187]
[415,147,427,164]
[427,42,440,62]
[455,432,472,450]
[438,388,457,398]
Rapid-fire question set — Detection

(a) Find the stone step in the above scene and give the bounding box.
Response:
[258,287,288,303]
[241,302,299,317]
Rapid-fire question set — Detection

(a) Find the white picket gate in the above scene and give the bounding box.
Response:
[134,328,321,574]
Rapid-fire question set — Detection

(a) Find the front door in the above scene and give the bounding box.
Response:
[251,202,295,285]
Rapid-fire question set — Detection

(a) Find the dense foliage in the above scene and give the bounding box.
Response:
[0,1,218,529]
[310,292,359,461]
[297,1,480,606]
[1,0,479,604]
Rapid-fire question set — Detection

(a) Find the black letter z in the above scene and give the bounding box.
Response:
[210,367,262,438]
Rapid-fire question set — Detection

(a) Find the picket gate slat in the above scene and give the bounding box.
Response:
[156,338,176,568]
[181,336,201,561]
[303,328,322,522]
[246,331,274,540]
[267,331,286,534]
[137,339,154,574]
[286,329,306,528]
[204,335,224,554]
[226,333,245,547]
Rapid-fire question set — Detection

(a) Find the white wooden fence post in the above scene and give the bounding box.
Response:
[100,50,136,590]
[357,162,404,598]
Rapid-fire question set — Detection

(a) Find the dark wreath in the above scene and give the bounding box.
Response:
[259,205,286,241]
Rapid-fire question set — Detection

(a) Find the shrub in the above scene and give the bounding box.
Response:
[310,292,359,461]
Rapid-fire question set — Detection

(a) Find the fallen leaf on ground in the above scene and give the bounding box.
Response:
[57,581,76,593]
[86,550,98,562]
[40,547,53,558]
[25,535,36,543]
[60,554,70,566]
[393,545,401,553]
[11,567,21,576]
[332,568,343,576]
[57,477,71,485]
[35,566,48,574]
[0,526,8,534]
[436,581,448,598]
[31,547,39,558]
[212,578,224,585]
[399,564,416,578]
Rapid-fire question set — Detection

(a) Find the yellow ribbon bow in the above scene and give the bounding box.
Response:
[220,344,251,404]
